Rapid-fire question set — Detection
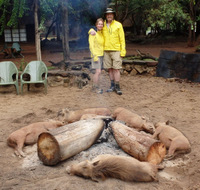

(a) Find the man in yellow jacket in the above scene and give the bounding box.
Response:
[103,8,126,95]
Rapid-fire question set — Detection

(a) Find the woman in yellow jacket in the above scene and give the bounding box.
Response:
[88,18,104,94]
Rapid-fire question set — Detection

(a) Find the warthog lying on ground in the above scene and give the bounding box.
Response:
[66,154,160,182]
[7,120,64,157]
[57,107,111,123]
[113,107,155,134]
[152,122,191,159]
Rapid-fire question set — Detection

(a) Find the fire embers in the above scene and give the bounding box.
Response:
[96,117,113,144]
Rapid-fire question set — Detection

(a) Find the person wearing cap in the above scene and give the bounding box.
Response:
[88,18,104,94]
[103,8,126,95]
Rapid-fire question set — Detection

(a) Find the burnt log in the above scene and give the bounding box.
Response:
[157,50,200,82]
[111,121,166,165]
[49,59,91,69]
[123,59,158,67]
[48,70,90,82]
[37,119,104,166]
[136,49,157,60]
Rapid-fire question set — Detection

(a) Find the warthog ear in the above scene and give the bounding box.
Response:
[57,121,65,126]
[91,176,100,182]
[148,123,155,133]
[64,108,70,113]
[66,166,72,174]
[57,108,70,116]
[92,160,100,166]
[166,120,170,125]
[57,110,63,117]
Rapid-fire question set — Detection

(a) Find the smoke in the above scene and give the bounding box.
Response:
[68,0,110,50]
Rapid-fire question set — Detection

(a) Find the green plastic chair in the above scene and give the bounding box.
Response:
[0,61,19,94]
[20,61,48,94]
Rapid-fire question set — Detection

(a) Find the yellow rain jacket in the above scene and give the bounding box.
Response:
[103,20,126,57]
[88,28,104,61]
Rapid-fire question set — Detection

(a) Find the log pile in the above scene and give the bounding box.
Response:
[37,107,168,166]
[47,59,91,88]
[47,71,91,89]
[122,50,158,76]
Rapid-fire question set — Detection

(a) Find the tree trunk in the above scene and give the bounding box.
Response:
[188,1,196,47]
[37,119,104,166]
[34,0,42,61]
[61,0,70,61]
[56,14,61,41]
[111,121,166,165]
[45,19,56,40]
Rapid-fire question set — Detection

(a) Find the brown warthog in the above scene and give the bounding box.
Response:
[152,122,191,159]
[113,107,155,134]
[57,107,111,123]
[66,154,160,182]
[7,120,64,157]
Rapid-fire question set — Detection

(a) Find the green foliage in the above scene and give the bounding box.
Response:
[0,0,108,36]
[47,66,56,70]
[145,0,190,31]
[0,0,61,35]
[1,0,200,39]
[0,0,29,34]
[18,58,28,71]
[110,0,196,35]
[40,0,59,25]
[0,0,10,34]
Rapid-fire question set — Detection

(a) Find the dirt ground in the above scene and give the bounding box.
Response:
[1,41,200,190]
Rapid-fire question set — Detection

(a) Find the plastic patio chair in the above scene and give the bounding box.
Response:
[11,42,24,58]
[20,61,48,94]
[0,61,19,94]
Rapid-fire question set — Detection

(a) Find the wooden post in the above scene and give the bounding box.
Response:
[34,0,42,61]
[37,119,104,166]
[111,121,166,165]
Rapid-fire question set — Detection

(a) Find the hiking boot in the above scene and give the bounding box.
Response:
[106,86,115,92]
[92,86,103,94]
[96,88,103,94]
[115,84,122,95]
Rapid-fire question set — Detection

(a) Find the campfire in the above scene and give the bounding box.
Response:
[8,107,190,182]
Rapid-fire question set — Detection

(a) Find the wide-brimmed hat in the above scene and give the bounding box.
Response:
[104,8,115,14]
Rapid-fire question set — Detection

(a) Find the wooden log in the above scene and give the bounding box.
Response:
[123,59,146,65]
[37,119,104,166]
[136,49,157,60]
[48,70,90,78]
[49,59,91,65]
[110,121,166,165]
[134,65,147,74]
[123,59,158,66]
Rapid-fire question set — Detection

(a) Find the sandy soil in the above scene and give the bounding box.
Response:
[0,41,200,190]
